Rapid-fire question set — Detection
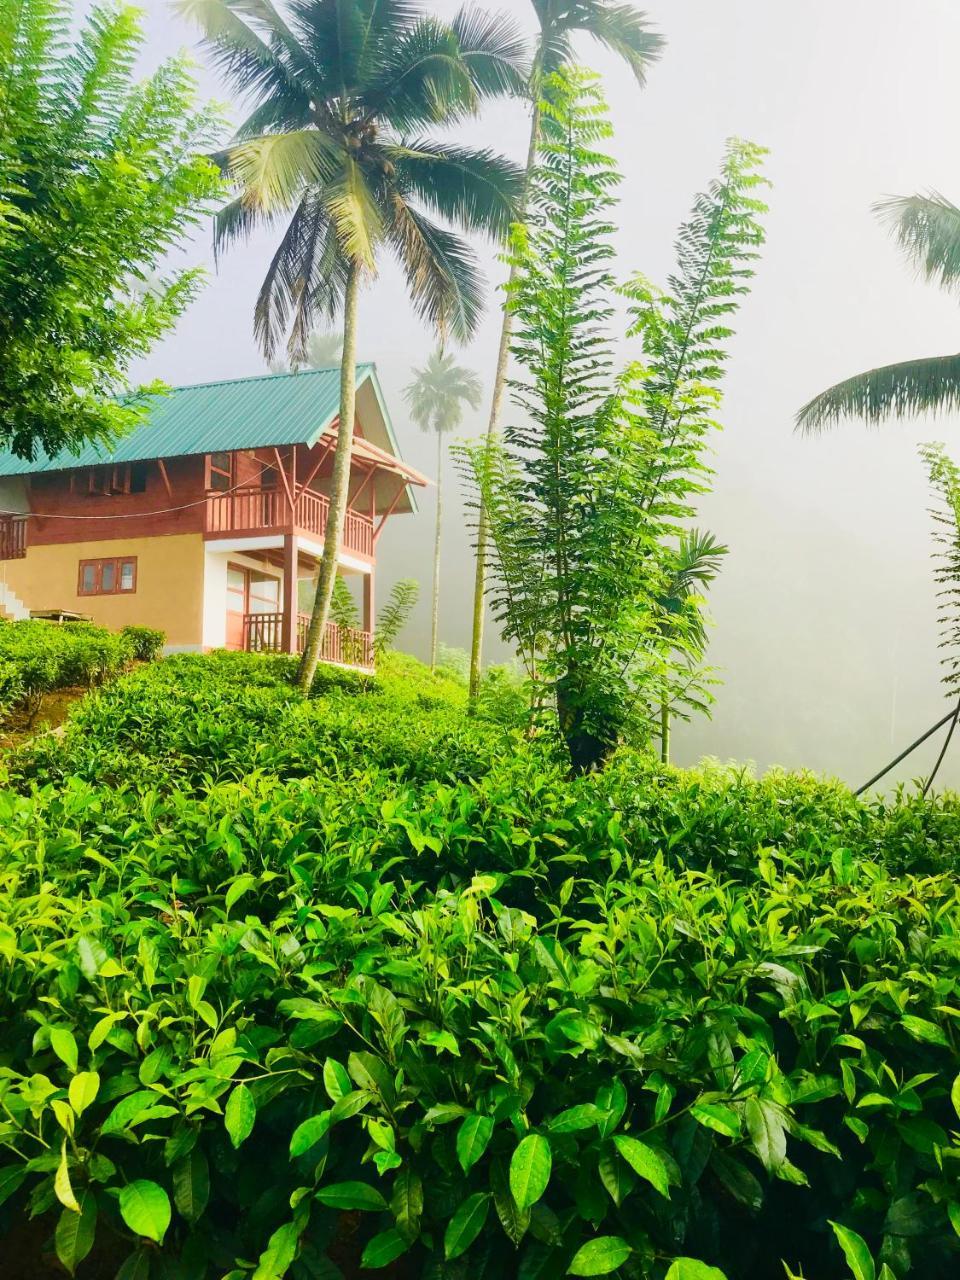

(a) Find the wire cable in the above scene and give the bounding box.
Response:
[922,697,960,798]
[856,703,960,797]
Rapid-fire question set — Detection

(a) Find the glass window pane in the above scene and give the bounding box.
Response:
[80,564,96,594]
[101,561,116,592]
[120,561,135,591]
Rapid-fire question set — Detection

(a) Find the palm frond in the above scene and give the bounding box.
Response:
[797,353,960,432]
[389,139,523,242]
[324,155,382,270]
[451,6,530,101]
[226,130,339,213]
[875,192,960,296]
[562,2,665,85]
[388,199,485,344]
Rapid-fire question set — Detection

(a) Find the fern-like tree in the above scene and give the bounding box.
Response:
[460,71,767,772]
[404,350,482,669]
[467,0,665,703]
[798,195,960,430]
[0,0,222,460]
[176,0,526,692]
[656,530,727,764]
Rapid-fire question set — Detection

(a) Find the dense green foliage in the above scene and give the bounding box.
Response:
[461,72,767,771]
[0,621,151,723]
[0,0,222,459]
[2,652,960,1279]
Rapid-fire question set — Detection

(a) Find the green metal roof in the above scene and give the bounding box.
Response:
[0,364,384,476]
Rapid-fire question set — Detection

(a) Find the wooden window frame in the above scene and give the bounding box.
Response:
[206,452,234,493]
[78,556,138,597]
[88,464,134,496]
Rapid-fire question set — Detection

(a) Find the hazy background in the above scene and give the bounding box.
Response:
[125,0,960,788]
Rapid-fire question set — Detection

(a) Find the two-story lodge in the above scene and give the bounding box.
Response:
[0,366,429,669]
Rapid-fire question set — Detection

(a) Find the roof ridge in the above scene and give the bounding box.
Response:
[159,363,375,396]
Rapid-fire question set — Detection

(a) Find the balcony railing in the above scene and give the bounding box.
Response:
[206,487,374,558]
[0,515,26,561]
[243,613,373,669]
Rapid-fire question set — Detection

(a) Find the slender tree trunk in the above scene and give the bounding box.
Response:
[660,702,670,765]
[297,260,361,693]
[468,101,543,706]
[430,428,443,670]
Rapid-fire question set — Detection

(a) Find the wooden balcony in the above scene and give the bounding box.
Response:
[243,613,373,669]
[0,515,27,561]
[206,487,374,558]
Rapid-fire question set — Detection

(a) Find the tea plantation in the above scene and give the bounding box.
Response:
[2,651,960,1279]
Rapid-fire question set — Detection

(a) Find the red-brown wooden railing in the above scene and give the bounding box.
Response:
[243,613,373,668]
[0,515,27,560]
[206,487,374,558]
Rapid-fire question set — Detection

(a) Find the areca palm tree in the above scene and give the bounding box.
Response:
[798,193,960,430]
[468,0,666,702]
[175,0,526,691]
[404,349,482,669]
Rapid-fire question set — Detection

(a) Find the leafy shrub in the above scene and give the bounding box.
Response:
[120,625,166,662]
[2,654,960,1278]
[0,621,137,723]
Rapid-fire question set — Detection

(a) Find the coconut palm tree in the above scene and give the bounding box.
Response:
[268,328,343,374]
[175,0,527,691]
[657,529,727,764]
[798,194,960,430]
[468,0,666,703]
[404,350,483,669]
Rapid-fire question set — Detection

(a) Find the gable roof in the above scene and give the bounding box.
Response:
[0,364,405,476]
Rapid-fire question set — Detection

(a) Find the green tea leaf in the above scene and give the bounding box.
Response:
[315,1181,388,1212]
[510,1134,552,1210]
[568,1236,632,1275]
[391,1167,423,1243]
[252,1219,301,1280]
[50,1027,79,1074]
[444,1192,490,1260]
[289,1112,331,1158]
[457,1113,494,1173]
[55,1189,97,1275]
[69,1071,100,1117]
[225,1083,256,1148]
[362,1228,410,1269]
[612,1135,670,1197]
[119,1180,171,1245]
[173,1147,209,1225]
[664,1261,728,1280]
[0,1166,26,1209]
[55,1140,80,1213]
[901,1016,949,1048]
[323,1057,351,1102]
[830,1222,875,1280]
[691,1103,740,1138]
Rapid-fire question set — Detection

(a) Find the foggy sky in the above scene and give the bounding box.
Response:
[122,0,960,789]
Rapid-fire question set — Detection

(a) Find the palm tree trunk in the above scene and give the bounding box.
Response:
[468,100,542,705]
[430,428,443,670]
[660,702,670,765]
[297,259,361,693]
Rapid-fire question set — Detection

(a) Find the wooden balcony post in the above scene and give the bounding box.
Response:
[281,533,298,653]
[362,571,374,635]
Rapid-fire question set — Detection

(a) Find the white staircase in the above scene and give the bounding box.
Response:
[0,582,29,621]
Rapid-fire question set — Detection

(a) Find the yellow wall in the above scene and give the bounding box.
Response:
[3,534,206,648]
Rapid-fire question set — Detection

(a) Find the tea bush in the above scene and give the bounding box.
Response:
[0,620,153,722]
[2,653,960,1280]
[119,626,166,663]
